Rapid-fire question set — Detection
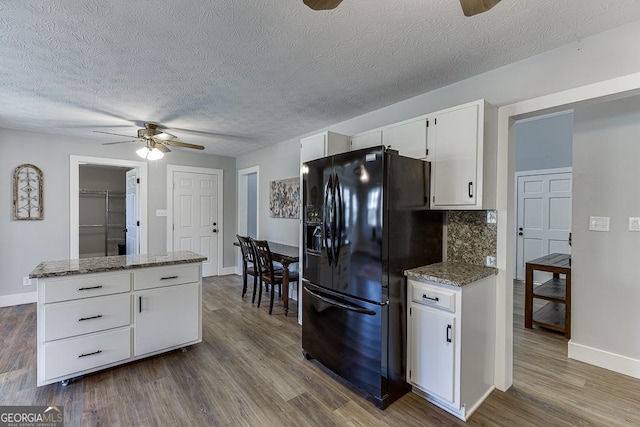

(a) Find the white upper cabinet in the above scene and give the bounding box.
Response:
[428,100,497,210]
[382,117,428,159]
[300,131,350,164]
[350,130,382,151]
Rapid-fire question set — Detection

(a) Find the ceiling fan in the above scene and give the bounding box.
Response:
[303,0,502,16]
[95,123,205,159]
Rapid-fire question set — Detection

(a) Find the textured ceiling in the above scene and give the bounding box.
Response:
[2,0,640,157]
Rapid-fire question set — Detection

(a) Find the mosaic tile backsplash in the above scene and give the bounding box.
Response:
[447,211,497,266]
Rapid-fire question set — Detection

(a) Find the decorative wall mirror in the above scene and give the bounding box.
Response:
[13,163,44,220]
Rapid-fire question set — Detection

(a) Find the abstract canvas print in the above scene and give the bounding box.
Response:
[269,177,300,219]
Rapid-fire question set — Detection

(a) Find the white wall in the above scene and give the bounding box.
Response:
[0,128,236,301]
[515,112,573,172]
[236,139,300,245]
[570,95,640,370]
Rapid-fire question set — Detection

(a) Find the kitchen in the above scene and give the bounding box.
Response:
[2,1,640,425]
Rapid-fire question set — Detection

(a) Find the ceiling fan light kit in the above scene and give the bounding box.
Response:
[136,146,165,160]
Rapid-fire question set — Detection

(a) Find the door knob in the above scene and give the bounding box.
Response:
[213,229,218,233]
[518,232,523,236]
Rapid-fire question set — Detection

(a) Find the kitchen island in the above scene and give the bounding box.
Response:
[405,262,497,421]
[30,250,206,387]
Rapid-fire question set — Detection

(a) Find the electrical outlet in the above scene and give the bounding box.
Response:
[629,217,640,231]
[23,276,31,286]
[486,256,497,267]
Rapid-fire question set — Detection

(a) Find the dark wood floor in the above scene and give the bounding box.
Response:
[1,276,639,426]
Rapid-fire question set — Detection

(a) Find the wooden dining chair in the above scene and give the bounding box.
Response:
[251,238,299,315]
[237,235,260,302]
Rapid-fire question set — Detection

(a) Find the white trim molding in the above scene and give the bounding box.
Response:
[166,165,224,276]
[236,165,260,275]
[569,341,640,380]
[0,292,37,307]
[69,155,148,259]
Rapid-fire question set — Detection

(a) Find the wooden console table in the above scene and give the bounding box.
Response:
[525,253,571,338]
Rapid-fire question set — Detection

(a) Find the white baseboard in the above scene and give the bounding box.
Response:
[219,266,237,276]
[568,340,640,380]
[0,291,37,307]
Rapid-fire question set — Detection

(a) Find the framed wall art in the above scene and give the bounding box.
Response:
[269,177,299,219]
[13,163,44,220]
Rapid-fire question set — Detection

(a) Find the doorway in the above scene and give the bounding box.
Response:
[237,166,260,274]
[70,156,148,259]
[166,165,224,277]
[513,112,573,278]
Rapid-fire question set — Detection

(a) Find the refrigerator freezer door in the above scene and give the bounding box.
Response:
[301,281,388,407]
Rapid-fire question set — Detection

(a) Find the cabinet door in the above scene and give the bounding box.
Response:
[350,131,382,151]
[383,118,427,159]
[134,282,200,356]
[301,134,327,163]
[431,103,479,207]
[410,304,456,404]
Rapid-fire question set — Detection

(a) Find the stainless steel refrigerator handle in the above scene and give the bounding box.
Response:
[324,175,333,266]
[333,173,343,263]
[304,286,376,315]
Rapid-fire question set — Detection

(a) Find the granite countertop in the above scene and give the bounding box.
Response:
[405,262,497,287]
[29,250,207,279]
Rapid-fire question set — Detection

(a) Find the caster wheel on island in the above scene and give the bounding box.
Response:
[60,379,70,387]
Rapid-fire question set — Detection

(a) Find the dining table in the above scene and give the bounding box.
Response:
[234,240,300,316]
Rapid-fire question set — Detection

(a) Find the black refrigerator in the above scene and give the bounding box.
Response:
[301,146,443,409]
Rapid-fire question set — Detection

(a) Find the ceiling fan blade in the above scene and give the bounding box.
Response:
[93,130,137,138]
[101,140,139,145]
[164,140,205,150]
[459,0,501,17]
[303,0,343,11]
[154,143,171,153]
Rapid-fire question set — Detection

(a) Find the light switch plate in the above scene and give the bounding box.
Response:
[629,217,640,231]
[156,209,167,217]
[486,256,497,267]
[589,216,610,232]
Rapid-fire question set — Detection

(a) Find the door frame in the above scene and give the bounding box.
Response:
[513,167,573,279]
[495,72,640,391]
[236,166,260,274]
[166,165,224,275]
[70,155,148,259]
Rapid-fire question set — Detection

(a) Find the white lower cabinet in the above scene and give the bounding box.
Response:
[134,282,200,356]
[407,276,495,420]
[37,263,202,386]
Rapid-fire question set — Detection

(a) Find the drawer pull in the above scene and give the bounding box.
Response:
[160,276,178,280]
[422,294,440,302]
[78,285,103,291]
[78,315,103,322]
[78,350,102,358]
[446,324,452,343]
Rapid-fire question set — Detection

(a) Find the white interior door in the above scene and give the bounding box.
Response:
[125,169,139,255]
[516,170,572,280]
[173,171,218,276]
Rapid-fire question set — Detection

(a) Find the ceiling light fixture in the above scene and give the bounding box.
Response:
[136,146,164,160]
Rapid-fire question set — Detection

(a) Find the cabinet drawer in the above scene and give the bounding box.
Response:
[133,264,200,291]
[410,280,456,312]
[42,327,131,381]
[42,272,131,303]
[43,293,132,342]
